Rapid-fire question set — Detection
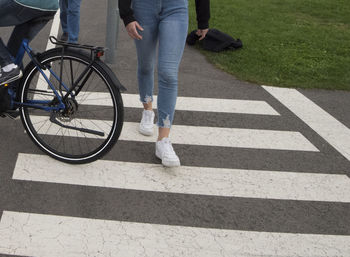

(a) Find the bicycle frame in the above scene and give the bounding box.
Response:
[11,39,67,111]
[10,37,104,112]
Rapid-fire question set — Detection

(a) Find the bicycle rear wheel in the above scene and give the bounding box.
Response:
[19,48,124,164]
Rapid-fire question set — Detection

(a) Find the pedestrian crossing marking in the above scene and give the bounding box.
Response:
[0,211,349,257]
[264,86,350,161]
[34,92,280,115]
[121,122,318,151]
[13,154,350,202]
[121,93,280,115]
[29,116,319,151]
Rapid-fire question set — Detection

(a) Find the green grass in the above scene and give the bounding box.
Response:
[188,0,350,90]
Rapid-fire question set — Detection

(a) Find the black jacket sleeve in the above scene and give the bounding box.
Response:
[119,0,210,29]
[195,0,210,29]
[119,0,135,27]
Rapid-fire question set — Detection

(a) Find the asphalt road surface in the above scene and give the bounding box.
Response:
[0,1,349,256]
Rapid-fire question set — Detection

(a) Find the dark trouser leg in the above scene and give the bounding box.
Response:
[7,15,54,58]
[0,0,56,60]
[59,0,68,33]
[0,38,13,67]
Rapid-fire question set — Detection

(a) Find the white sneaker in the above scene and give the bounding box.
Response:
[156,137,181,167]
[139,110,155,136]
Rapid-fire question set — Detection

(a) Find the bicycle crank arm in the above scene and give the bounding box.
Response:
[50,113,105,137]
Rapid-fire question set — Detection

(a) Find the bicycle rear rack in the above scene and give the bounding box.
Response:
[49,36,106,59]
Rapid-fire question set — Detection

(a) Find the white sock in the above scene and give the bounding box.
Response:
[2,63,17,72]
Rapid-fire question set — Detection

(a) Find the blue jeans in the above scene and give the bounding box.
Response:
[59,0,82,43]
[0,0,55,66]
[133,0,188,128]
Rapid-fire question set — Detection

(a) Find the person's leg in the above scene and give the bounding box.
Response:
[155,0,188,166]
[0,38,13,67]
[0,0,21,65]
[0,0,55,58]
[7,12,55,58]
[3,9,55,85]
[0,0,23,26]
[0,37,18,87]
[0,0,48,85]
[134,28,158,108]
[157,0,188,134]
[66,0,82,43]
[133,0,159,135]
[59,0,68,34]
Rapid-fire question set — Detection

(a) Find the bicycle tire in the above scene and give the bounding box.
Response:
[18,47,124,164]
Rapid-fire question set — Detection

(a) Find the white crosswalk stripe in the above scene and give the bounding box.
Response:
[30,116,318,151]
[120,122,318,151]
[80,93,280,115]
[33,92,279,114]
[0,211,349,257]
[264,86,350,161]
[12,153,350,202]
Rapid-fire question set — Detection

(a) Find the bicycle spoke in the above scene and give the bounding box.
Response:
[21,49,122,163]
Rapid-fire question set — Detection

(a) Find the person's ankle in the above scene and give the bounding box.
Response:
[143,101,153,110]
[158,127,170,141]
[157,136,167,141]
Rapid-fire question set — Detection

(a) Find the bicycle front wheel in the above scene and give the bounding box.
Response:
[19,48,124,164]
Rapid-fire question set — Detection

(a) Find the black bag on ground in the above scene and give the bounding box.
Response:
[186,28,243,52]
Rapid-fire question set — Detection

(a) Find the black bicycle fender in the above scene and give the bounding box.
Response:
[109,71,127,92]
[98,61,127,92]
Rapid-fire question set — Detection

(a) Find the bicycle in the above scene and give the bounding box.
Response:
[1,34,125,164]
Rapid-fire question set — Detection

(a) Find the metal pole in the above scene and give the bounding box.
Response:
[105,0,119,64]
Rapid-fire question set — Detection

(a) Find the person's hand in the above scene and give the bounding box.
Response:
[196,29,209,40]
[126,21,144,40]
